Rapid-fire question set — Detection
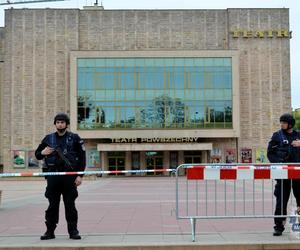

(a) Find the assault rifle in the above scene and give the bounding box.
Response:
[45,143,74,170]
[54,145,73,170]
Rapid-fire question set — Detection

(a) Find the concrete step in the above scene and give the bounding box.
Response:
[0,232,300,250]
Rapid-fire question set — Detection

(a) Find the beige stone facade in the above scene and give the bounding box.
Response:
[0,27,4,168]
[0,8,291,172]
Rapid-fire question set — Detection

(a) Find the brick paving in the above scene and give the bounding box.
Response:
[0,177,300,248]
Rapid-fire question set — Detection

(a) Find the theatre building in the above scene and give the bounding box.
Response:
[0,7,292,173]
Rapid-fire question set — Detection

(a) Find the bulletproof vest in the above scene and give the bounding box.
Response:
[277,130,300,162]
[44,132,77,169]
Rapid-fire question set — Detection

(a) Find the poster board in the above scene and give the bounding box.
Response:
[241,148,252,163]
[210,148,222,163]
[13,150,25,168]
[225,149,236,163]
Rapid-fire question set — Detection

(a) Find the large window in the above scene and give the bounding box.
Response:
[77,58,232,129]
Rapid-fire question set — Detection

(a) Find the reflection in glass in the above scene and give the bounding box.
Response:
[77,57,233,129]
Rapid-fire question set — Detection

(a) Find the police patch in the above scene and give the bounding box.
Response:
[80,140,86,151]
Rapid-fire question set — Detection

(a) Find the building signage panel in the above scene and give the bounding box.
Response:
[108,137,201,143]
[231,30,291,38]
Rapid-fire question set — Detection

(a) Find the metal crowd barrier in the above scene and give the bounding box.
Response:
[175,163,300,242]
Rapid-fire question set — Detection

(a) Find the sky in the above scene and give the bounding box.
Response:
[0,0,299,109]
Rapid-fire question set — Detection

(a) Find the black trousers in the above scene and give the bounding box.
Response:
[44,175,78,235]
[274,179,300,230]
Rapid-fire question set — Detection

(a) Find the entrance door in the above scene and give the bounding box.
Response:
[184,151,202,164]
[146,151,163,175]
[108,152,125,175]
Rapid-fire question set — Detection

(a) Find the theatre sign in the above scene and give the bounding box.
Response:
[111,137,200,143]
[231,30,292,38]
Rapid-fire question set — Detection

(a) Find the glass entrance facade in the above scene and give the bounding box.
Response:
[145,151,163,175]
[97,150,208,175]
[184,151,202,164]
[77,57,232,130]
[107,152,125,175]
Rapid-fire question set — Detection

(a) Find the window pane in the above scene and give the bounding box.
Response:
[77,57,233,129]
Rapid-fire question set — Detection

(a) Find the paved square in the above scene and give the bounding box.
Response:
[0,176,300,248]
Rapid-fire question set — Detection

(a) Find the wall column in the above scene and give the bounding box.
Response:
[140,151,146,176]
[125,151,131,176]
[163,151,170,176]
[101,151,108,171]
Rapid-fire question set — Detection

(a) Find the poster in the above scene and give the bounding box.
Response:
[225,149,236,163]
[13,150,25,168]
[28,150,39,168]
[241,148,252,163]
[87,149,100,168]
[210,148,222,163]
[256,148,267,163]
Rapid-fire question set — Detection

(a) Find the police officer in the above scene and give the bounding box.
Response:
[35,113,86,240]
[267,113,300,236]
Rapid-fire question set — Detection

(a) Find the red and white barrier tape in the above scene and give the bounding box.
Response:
[0,168,175,178]
[186,164,300,180]
[2,164,300,179]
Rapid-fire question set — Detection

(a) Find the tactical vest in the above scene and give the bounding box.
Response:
[44,132,78,170]
[277,129,300,162]
[278,130,300,145]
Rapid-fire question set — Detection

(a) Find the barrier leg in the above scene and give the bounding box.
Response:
[190,218,196,242]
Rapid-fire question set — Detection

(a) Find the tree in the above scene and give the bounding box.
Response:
[140,95,185,128]
[293,109,300,130]
[77,95,94,124]
[225,106,232,122]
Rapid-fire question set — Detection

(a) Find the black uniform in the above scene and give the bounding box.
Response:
[35,131,86,236]
[267,129,300,232]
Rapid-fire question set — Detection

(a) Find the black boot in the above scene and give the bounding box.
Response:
[68,223,81,240]
[273,230,282,236]
[69,233,81,240]
[40,230,55,240]
[273,225,284,236]
[40,222,56,240]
